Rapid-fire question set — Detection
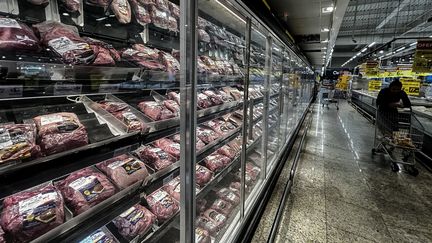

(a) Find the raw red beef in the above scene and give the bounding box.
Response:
[167,91,180,105]
[169,2,180,19]
[0,227,4,243]
[204,119,236,136]
[132,44,160,60]
[84,37,121,66]
[155,0,169,11]
[163,100,180,115]
[196,216,218,235]
[196,165,212,187]
[98,101,129,113]
[113,204,156,238]
[56,167,116,215]
[0,184,64,243]
[33,112,88,155]
[246,162,261,181]
[196,127,219,144]
[97,154,149,189]
[198,29,210,43]
[195,228,211,243]
[146,189,179,222]
[203,90,223,106]
[0,18,40,51]
[34,21,94,64]
[137,0,155,5]
[154,137,180,159]
[210,199,233,215]
[168,16,178,32]
[61,0,80,12]
[197,93,212,109]
[130,0,152,25]
[215,188,240,205]
[217,145,237,159]
[111,0,132,24]
[204,153,229,172]
[202,209,227,230]
[200,56,219,74]
[196,138,206,151]
[122,48,165,70]
[98,101,149,133]
[150,5,169,29]
[162,177,181,201]
[0,124,41,164]
[134,145,175,171]
[159,51,180,72]
[138,101,175,121]
[27,0,49,5]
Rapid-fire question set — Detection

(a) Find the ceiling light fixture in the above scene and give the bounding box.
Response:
[368,42,376,48]
[396,47,406,52]
[322,6,334,13]
[321,28,330,32]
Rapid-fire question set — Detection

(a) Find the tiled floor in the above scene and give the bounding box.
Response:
[252,101,432,243]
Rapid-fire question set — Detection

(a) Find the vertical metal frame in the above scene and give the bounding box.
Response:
[179,0,197,242]
[261,36,273,178]
[240,17,252,219]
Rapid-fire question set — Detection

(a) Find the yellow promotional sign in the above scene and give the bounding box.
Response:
[413,40,432,73]
[368,80,382,91]
[401,78,421,96]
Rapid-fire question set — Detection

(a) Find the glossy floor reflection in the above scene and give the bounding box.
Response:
[252,101,432,243]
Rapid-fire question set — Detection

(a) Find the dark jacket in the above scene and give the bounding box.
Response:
[376,87,411,111]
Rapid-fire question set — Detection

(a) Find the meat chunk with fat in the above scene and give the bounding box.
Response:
[146,189,179,222]
[138,101,175,121]
[111,0,132,24]
[0,124,41,164]
[0,18,40,51]
[154,137,180,159]
[113,204,156,238]
[195,165,212,187]
[134,145,175,171]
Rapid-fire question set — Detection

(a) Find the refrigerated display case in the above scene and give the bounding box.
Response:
[0,0,314,242]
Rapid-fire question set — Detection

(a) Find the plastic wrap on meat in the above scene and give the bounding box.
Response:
[203,90,223,106]
[138,101,175,121]
[84,37,121,65]
[155,0,169,11]
[34,21,94,64]
[167,91,180,105]
[111,0,132,24]
[80,227,117,243]
[221,87,243,101]
[0,227,4,243]
[217,145,237,159]
[204,153,231,172]
[196,216,218,235]
[33,112,88,155]
[146,189,179,222]
[27,0,49,5]
[231,63,243,75]
[198,29,210,43]
[197,57,211,74]
[197,127,218,144]
[132,44,159,59]
[113,204,156,238]
[60,0,80,12]
[0,18,40,51]
[98,101,148,133]
[204,119,236,136]
[150,5,168,29]
[246,162,261,181]
[154,137,180,159]
[130,0,152,25]
[227,137,242,152]
[215,188,240,205]
[168,16,178,32]
[197,199,207,214]
[196,165,212,187]
[195,228,211,243]
[197,17,208,29]
[172,133,205,151]
[162,177,181,201]
[97,154,149,189]
[163,100,180,115]
[200,56,219,73]
[0,184,64,243]
[197,93,212,109]
[0,124,41,164]
[229,182,241,196]
[210,199,233,215]
[215,60,227,75]
[159,51,180,72]
[169,2,180,18]
[57,167,116,215]
[223,61,234,75]
[137,0,155,6]
[228,114,243,127]
[134,145,174,171]
[218,90,234,102]
[172,49,180,61]
[122,48,165,70]
[202,209,227,230]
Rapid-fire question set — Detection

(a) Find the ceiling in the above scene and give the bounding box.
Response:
[265,0,432,71]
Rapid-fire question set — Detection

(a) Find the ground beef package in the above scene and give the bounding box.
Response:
[196,127,219,144]
[0,124,41,164]
[146,189,179,222]
[0,184,65,242]
[113,204,156,238]
[33,112,89,155]
[0,227,4,243]
[0,18,40,51]
[56,167,116,215]
[134,145,175,171]
[162,177,181,201]
[97,154,149,189]
[138,101,175,121]
[98,101,149,133]
[154,137,180,159]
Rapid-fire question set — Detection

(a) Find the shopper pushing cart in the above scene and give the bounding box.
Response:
[320,86,339,110]
[372,80,422,176]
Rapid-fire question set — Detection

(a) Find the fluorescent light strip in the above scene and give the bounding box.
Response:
[396,47,406,52]
[368,42,376,48]
[361,48,367,52]
[214,0,246,24]
[410,42,417,46]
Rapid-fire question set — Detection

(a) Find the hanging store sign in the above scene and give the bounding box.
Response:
[364,61,379,77]
[412,39,432,73]
[400,78,421,96]
[368,80,382,91]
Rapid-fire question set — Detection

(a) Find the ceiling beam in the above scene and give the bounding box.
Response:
[376,0,410,29]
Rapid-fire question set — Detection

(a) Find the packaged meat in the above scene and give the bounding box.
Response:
[150,5,169,29]
[203,90,223,106]
[137,0,155,6]
[56,167,116,215]
[196,127,219,144]
[196,199,207,213]
[197,57,211,74]
[195,227,211,243]
[154,137,180,159]
[111,0,132,24]
[96,154,149,189]
[159,51,180,73]
[134,145,175,171]
[246,162,261,181]
[146,189,179,222]
[0,124,41,164]
[172,49,180,61]
[215,60,226,74]
[197,93,212,109]
[229,181,241,196]
[130,0,152,25]
[60,0,80,12]
[210,199,233,215]
[203,153,229,172]
[79,227,119,243]
[27,0,49,5]
[132,44,160,60]
[155,0,169,11]
[215,188,240,205]
[0,227,4,243]
[0,18,40,51]
[163,100,180,115]
[169,2,180,18]
[232,63,243,75]
[198,29,210,43]
[202,209,227,230]
[0,184,64,242]
[98,101,148,133]
[200,56,219,73]
[113,204,156,238]
[167,91,180,105]
[168,16,178,32]
[195,165,212,187]
[138,101,175,121]
[33,112,89,155]
[204,119,236,136]
[121,48,165,70]
[162,177,181,201]
[197,17,208,29]
[172,133,205,151]
[84,37,121,66]
[217,145,237,159]
[33,21,94,64]
[196,216,218,235]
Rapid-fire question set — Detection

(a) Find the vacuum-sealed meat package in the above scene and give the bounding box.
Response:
[150,6,168,29]
[200,56,219,74]
[197,58,211,74]
[196,127,219,144]
[227,137,242,152]
[84,37,121,66]
[138,101,175,121]
[215,188,240,205]
[197,93,212,109]
[210,198,233,215]
[0,227,4,243]
[202,209,227,230]
[79,227,118,243]
[204,119,236,136]
[204,153,230,172]
[98,101,148,132]
[246,162,261,181]
[171,133,205,151]
[134,145,175,171]
[130,0,152,25]
[163,100,180,115]
[27,0,49,5]
[195,165,212,187]
[169,2,180,18]
[197,199,207,214]
[195,228,211,243]
[111,0,132,24]
[146,189,179,222]
[0,124,41,164]
[218,90,234,102]
[113,204,156,238]
[154,137,180,159]
[167,91,180,105]
[196,216,218,235]
[56,167,116,215]
[217,145,237,159]
[167,16,178,32]
[97,154,149,189]
[121,48,165,71]
[159,51,180,72]
[0,17,40,51]
[0,184,64,242]
[132,44,160,59]
[162,177,181,201]
[198,29,210,43]
[60,0,80,12]
[203,90,223,106]
[33,112,88,155]
[137,0,155,6]
[155,0,169,11]
[33,21,94,64]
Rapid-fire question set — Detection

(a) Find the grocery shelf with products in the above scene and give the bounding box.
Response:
[0,0,314,242]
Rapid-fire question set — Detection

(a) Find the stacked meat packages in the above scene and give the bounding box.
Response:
[98,100,149,133]
[0,124,41,164]
[134,145,175,171]
[146,189,179,222]
[153,137,180,159]
[121,44,165,71]
[138,101,176,121]
[112,204,156,239]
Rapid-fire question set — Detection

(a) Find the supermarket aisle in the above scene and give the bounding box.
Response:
[253,100,432,242]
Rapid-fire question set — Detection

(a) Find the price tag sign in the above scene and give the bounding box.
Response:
[413,40,432,73]
[53,82,82,96]
[401,78,421,96]
[368,80,382,91]
[0,85,23,98]
[98,83,120,93]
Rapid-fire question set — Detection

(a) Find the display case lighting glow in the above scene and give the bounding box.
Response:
[321,28,330,32]
[361,48,367,52]
[379,50,384,54]
[214,0,246,24]
[322,6,334,13]
[396,47,406,52]
[321,39,329,43]
[368,42,376,48]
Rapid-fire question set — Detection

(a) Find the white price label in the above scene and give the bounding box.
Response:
[54,83,82,96]
[0,85,23,98]
[98,84,120,93]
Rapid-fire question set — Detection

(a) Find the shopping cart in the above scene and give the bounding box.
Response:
[372,108,423,176]
[320,87,339,110]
